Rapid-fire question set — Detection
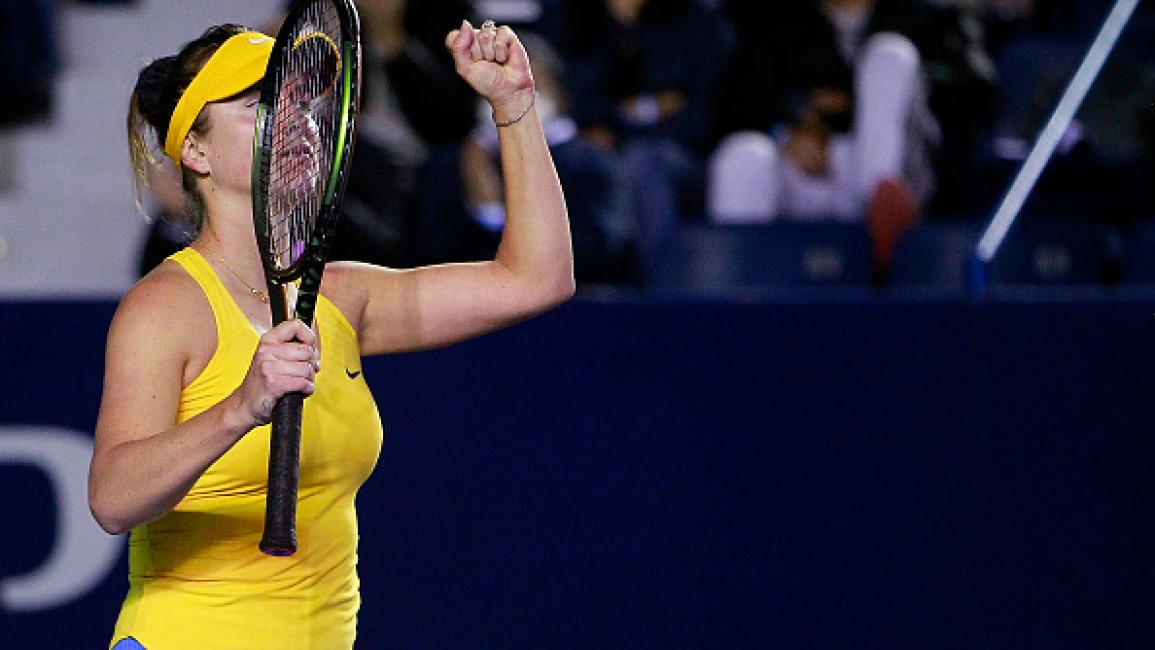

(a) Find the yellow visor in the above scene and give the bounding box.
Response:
[164,31,274,165]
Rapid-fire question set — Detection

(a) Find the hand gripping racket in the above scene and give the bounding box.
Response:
[253,0,361,556]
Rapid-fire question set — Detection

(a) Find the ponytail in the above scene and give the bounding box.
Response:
[126,55,177,219]
[124,24,250,231]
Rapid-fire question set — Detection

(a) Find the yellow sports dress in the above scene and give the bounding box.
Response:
[110,248,383,650]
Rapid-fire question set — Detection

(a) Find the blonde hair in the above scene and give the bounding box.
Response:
[126,24,250,232]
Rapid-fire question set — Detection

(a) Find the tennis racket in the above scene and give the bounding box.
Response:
[253,0,361,556]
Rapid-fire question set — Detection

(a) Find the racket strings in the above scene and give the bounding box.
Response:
[264,2,344,273]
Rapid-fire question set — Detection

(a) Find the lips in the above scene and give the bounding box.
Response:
[277,142,315,164]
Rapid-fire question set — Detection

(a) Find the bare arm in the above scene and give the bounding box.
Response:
[323,21,574,354]
[88,270,319,534]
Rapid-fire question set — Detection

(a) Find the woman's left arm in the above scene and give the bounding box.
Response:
[323,20,573,355]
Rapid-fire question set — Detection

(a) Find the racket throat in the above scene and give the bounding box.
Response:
[267,280,298,325]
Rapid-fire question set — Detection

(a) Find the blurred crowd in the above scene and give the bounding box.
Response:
[7,0,1155,289]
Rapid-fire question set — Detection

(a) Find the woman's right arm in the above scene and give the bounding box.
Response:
[88,272,318,535]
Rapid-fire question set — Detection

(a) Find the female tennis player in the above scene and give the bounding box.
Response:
[89,18,572,649]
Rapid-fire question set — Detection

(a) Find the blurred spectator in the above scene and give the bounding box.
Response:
[272,0,484,266]
[474,0,566,44]
[463,33,636,284]
[0,0,58,127]
[936,0,1035,55]
[941,0,1032,20]
[931,0,1093,44]
[557,0,733,277]
[137,160,195,275]
[0,130,14,193]
[980,0,1155,225]
[340,0,485,267]
[710,0,996,272]
[364,0,478,150]
[141,0,483,274]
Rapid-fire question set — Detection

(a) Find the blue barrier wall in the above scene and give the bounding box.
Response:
[2,297,1153,648]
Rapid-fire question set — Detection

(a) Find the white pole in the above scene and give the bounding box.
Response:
[975,0,1140,263]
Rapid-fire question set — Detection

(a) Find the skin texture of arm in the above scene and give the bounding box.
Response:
[322,21,575,354]
[88,264,319,535]
[90,21,572,534]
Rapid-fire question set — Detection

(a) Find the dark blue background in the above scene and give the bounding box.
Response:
[2,296,1153,648]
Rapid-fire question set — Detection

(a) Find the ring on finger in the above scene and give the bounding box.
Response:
[481,19,496,31]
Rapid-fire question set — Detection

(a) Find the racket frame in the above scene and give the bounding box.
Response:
[252,0,361,557]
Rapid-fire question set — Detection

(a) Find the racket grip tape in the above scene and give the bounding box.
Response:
[260,391,305,556]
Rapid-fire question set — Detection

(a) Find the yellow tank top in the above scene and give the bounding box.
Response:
[111,248,383,650]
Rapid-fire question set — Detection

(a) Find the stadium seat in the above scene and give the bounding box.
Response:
[647,222,872,294]
[889,222,979,291]
[1122,218,1155,284]
[987,220,1108,286]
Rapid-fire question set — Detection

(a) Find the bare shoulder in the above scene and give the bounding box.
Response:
[320,260,401,336]
[117,259,208,328]
[108,259,215,378]
[95,259,215,457]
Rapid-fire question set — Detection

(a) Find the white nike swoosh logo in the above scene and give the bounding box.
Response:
[249,36,271,45]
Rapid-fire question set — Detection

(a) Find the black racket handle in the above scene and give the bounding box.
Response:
[260,391,305,556]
